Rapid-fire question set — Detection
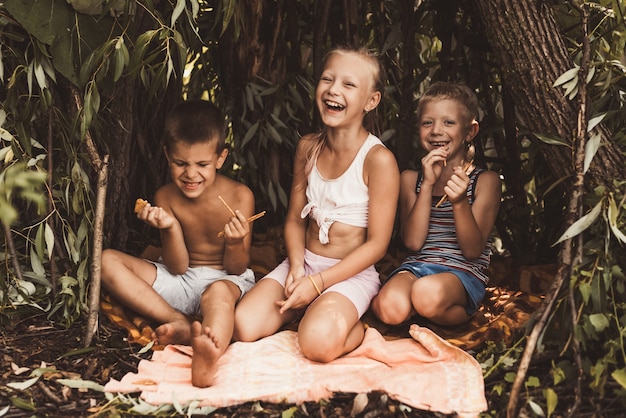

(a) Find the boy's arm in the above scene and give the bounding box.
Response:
[153,189,189,274]
[452,170,501,259]
[222,185,255,275]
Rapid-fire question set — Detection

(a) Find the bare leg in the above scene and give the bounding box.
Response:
[101,249,190,344]
[153,319,192,345]
[191,280,240,387]
[411,273,470,326]
[233,278,297,342]
[371,271,416,325]
[298,292,361,363]
[190,321,221,387]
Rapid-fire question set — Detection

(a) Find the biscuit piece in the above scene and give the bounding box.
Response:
[134,198,148,213]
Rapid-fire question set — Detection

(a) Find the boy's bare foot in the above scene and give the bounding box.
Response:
[191,321,222,388]
[153,318,191,345]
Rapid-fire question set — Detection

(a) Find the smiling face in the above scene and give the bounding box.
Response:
[165,139,228,199]
[418,98,477,162]
[315,51,381,129]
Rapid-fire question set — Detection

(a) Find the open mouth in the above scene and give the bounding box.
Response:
[324,100,345,111]
[431,142,449,148]
[182,181,202,190]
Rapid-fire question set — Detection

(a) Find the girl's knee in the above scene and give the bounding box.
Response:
[299,333,336,363]
[233,302,267,342]
[298,320,345,362]
[232,320,253,342]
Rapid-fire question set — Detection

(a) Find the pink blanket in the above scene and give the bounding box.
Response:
[105,326,487,416]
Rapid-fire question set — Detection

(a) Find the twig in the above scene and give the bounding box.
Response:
[69,85,109,348]
[38,380,64,405]
[85,154,108,347]
[218,195,236,217]
[217,211,266,237]
[2,222,24,281]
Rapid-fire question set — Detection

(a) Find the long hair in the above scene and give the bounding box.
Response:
[304,46,385,176]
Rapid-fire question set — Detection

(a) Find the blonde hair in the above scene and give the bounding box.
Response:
[304,47,384,176]
[416,82,478,134]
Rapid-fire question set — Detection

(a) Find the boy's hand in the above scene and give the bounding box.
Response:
[444,165,470,204]
[137,203,177,230]
[421,148,448,186]
[222,210,250,242]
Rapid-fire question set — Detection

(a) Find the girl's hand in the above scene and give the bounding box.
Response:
[137,204,177,230]
[420,148,448,186]
[223,210,250,243]
[284,265,305,298]
[444,165,471,204]
[277,274,317,313]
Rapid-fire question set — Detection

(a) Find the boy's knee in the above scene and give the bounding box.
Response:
[100,249,119,282]
[372,291,411,325]
[412,298,440,319]
[201,280,238,304]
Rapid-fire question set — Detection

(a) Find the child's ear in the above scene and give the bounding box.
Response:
[163,146,170,162]
[466,120,479,141]
[216,148,229,169]
[365,91,382,113]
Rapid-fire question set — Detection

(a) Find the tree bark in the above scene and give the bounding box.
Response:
[470,0,625,189]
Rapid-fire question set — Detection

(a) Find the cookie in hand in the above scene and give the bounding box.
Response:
[134,198,149,213]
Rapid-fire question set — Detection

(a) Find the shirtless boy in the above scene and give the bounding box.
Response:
[101,100,256,387]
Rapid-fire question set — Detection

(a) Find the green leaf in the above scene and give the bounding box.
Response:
[587,113,606,132]
[9,396,36,411]
[171,0,186,26]
[221,0,236,37]
[282,406,298,418]
[528,399,545,417]
[525,375,541,388]
[57,378,104,392]
[533,133,570,147]
[7,376,39,390]
[588,313,610,332]
[44,222,54,260]
[553,66,579,87]
[584,133,601,174]
[29,246,45,277]
[0,204,18,226]
[0,405,10,416]
[138,340,155,354]
[607,194,626,244]
[611,368,626,390]
[553,199,603,245]
[57,346,97,359]
[241,121,260,148]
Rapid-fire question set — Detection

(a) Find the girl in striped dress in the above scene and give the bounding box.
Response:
[372,82,501,327]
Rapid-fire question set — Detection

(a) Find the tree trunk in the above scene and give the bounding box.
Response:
[471,0,625,188]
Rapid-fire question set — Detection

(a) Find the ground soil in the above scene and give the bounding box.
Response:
[0,312,453,418]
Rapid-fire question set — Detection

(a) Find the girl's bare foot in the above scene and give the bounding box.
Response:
[191,321,222,388]
[153,318,191,345]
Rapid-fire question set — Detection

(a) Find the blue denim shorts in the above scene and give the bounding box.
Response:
[389,261,486,315]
